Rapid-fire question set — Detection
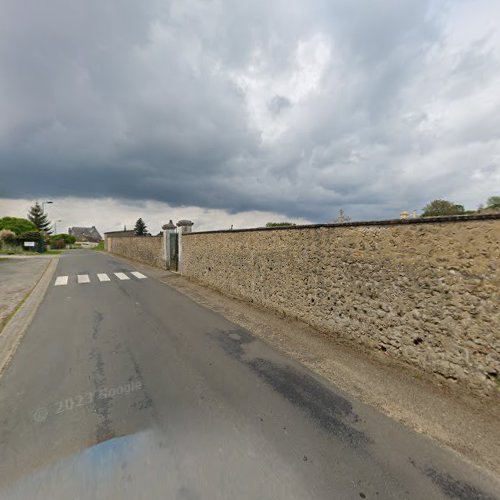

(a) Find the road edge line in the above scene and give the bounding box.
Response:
[0,256,59,378]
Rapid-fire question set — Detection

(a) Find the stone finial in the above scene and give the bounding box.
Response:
[176,219,194,234]
[162,219,176,230]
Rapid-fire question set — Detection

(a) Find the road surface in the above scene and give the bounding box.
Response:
[0,250,498,499]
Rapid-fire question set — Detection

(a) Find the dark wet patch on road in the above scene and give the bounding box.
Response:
[422,466,496,500]
[247,358,368,446]
[408,458,495,500]
[212,328,369,447]
[213,327,254,358]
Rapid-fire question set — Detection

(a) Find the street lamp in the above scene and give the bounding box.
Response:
[42,201,53,212]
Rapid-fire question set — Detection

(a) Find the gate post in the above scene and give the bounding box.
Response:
[176,220,194,274]
[162,220,176,269]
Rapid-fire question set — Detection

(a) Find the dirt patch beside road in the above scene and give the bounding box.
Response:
[0,258,51,332]
[160,272,500,480]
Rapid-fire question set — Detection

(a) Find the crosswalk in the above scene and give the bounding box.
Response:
[54,271,147,286]
[54,276,68,286]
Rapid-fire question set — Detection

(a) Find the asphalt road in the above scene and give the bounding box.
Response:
[0,250,498,499]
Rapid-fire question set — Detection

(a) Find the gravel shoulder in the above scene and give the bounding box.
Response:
[0,257,52,332]
[100,253,500,481]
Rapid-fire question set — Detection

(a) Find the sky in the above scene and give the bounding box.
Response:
[1,0,499,234]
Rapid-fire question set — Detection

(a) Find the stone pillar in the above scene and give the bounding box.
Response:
[176,220,194,273]
[104,235,111,252]
[162,220,177,269]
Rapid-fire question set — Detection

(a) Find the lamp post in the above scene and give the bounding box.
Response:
[42,201,53,212]
[41,201,54,236]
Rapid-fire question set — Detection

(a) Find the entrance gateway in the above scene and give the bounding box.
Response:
[162,219,193,272]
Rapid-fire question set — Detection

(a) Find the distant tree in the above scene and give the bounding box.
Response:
[421,200,465,217]
[265,222,296,227]
[0,216,36,235]
[486,196,500,209]
[27,203,52,233]
[134,218,147,236]
[336,209,351,223]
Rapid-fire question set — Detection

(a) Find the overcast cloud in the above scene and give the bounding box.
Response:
[1,0,499,229]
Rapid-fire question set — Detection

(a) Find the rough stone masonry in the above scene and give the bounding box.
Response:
[181,216,500,398]
[106,234,164,269]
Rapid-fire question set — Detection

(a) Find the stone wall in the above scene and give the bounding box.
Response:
[106,235,164,269]
[182,216,500,397]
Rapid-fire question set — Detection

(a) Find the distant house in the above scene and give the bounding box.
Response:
[68,226,102,243]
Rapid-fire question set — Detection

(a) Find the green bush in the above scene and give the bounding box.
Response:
[49,233,76,245]
[18,231,47,252]
[51,239,66,249]
[0,229,16,244]
[0,217,36,235]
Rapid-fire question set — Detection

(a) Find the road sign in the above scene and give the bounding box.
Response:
[23,241,36,247]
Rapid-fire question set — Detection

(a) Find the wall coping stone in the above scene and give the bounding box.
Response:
[104,232,162,238]
[185,213,500,236]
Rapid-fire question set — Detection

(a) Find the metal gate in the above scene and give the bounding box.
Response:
[169,232,178,271]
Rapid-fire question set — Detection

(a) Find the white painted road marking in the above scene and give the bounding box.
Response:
[54,272,146,285]
[55,276,68,286]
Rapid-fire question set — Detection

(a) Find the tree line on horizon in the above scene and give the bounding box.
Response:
[264,195,500,226]
[420,196,500,217]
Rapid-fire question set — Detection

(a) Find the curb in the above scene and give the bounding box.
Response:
[0,256,59,378]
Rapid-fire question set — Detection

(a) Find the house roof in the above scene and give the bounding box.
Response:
[68,226,102,241]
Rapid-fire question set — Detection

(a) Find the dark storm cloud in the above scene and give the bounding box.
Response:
[1,0,499,221]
